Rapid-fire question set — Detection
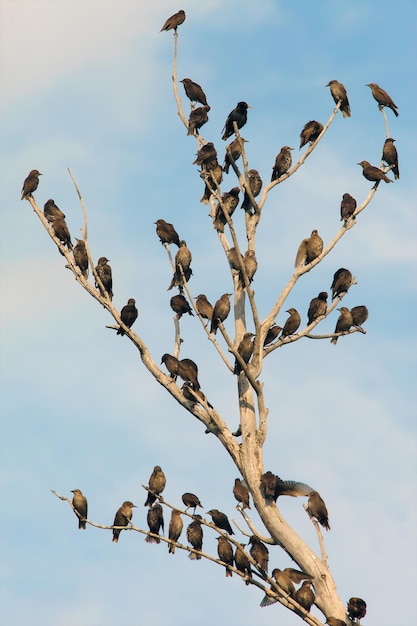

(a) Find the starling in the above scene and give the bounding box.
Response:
[295,581,315,612]
[222,102,251,141]
[281,308,301,337]
[182,492,203,512]
[242,250,258,285]
[52,217,73,250]
[382,138,399,179]
[161,353,179,379]
[331,307,353,345]
[307,292,328,325]
[350,305,368,328]
[195,294,213,321]
[223,137,247,173]
[307,491,330,530]
[170,294,194,318]
[347,597,367,622]
[206,509,234,534]
[210,293,232,334]
[167,266,193,291]
[340,193,357,221]
[271,146,293,181]
[186,515,203,559]
[168,240,192,290]
[234,544,252,580]
[180,78,207,106]
[182,382,213,408]
[241,169,262,214]
[357,160,392,186]
[73,238,88,278]
[331,268,353,301]
[43,199,65,223]
[145,503,164,543]
[299,120,323,149]
[95,257,113,300]
[193,142,217,168]
[187,105,210,136]
[155,219,180,247]
[233,333,255,375]
[160,9,185,32]
[271,568,296,598]
[249,535,269,572]
[71,489,88,530]
[366,83,398,116]
[144,465,166,507]
[226,247,244,273]
[213,187,240,231]
[117,298,138,336]
[326,619,347,626]
[112,500,136,543]
[200,161,223,204]
[168,509,183,554]
[233,478,251,509]
[260,471,280,499]
[263,325,282,346]
[326,80,351,118]
[21,169,41,200]
[295,229,323,267]
[217,536,234,577]
[178,358,200,390]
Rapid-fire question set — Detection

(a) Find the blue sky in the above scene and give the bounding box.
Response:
[0,1,416,625]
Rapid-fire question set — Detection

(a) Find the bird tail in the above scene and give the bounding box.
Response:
[78,519,86,530]
[188,552,201,560]
[331,337,338,345]
[226,567,233,577]
[145,535,161,544]
[168,544,176,554]
[260,594,278,608]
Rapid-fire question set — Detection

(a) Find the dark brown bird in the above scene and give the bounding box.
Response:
[178,358,200,390]
[307,292,328,325]
[187,105,210,136]
[326,80,351,118]
[213,187,240,232]
[271,146,293,181]
[281,308,301,337]
[161,353,179,379]
[186,515,203,559]
[222,102,251,141]
[168,240,192,290]
[340,193,357,221]
[263,325,282,346]
[195,294,213,321]
[43,199,65,223]
[145,503,164,543]
[358,160,392,186]
[382,138,399,179]
[226,247,244,273]
[271,568,296,598]
[367,83,398,116]
[21,169,41,200]
[261,567,313,607]
[260,471,280,499]
[233,478,251,509]
[181,382,213,408]
[331,307,353,345]
[182,492,203,512]
[241,250,258,285]
[347,597,367,622]
[295,580,315,612]
[167,267,192,291]
[210,293,232,334]
[117,298,138,336]
[223,136,247,173]
[331,268,353,301]
[112,500,136,543]
[200,160,223,204]
[234,544,252,580]
[144,465,166,507]
[233,333,255,375]
[206,509,234,535]
[299,120,323,149]
[241,169,262,214]
[217,536,234,577]
[160,9,185,32]
[95,257,113,300]
[193,142,217,168]
[326,618,347,626]
[307,491,330,530]
[71,489,88,530]
[73,238,89,278]
[180,78,207,106]
[249,535,269,573]
[168,509,183,554]
[350,305,368,328]
[170,294,194,318]
[155,219,180,247]
[52,218,73,250]
[295,229,323,266]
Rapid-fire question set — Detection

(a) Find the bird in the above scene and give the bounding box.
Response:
[241,250,258,285]
[155,219,180,247]
[347,597,367,622]
[181,382,213,408]
[187,105,210,136]
[200,161,223,204]
[180,78,207,106]
[295,581,315,612]
[213,187,240,232]
[193,142,217,168]
[145,503,164,543]
[350,305,368,328]
[260,471,280,499]
[112,501,136,543]
[326,618,347,626]
[177,358,200,390]
[71,489,88,529]
[73,239,88,278]
[95,257,113,300]
[186,515,203,559]
[271,568,296,598]
[217,536,234,577]
[274,480,314,498]
[233,333,255,375]
[210,293,232,334]
[281,308,301,337]
[43,199,65,223]
[299,120,323,149]
[307,292,328,325]
[357,160,392,186]
[160,9,185,32]
[195,294,213,321]
[366,83,398,116]
[249,535,269,573]
[326,80,351,117]
[331,307,353,345]
[223,137,247,173]
[21,169,41,199]
[117,298,138,336]
[144,465,166,507]
[271,146,293,181]
[263,325,282,346]
[182,492,203,512]
[295,229,323,266]
[168,240,192,290]
[233,478,251,509]
[228,248,245,278]
[340,193,357,221]
[170,294,194,318]
[206,509,234,534]
[52,218,73,250]
[331,268,353,301]
[167,509,183,554]
[241,169,262,214]
[234,544,252,581]
[307,491,330,530]
[382,138,399,179]
[222,102,251,140]
[161,353,179,379]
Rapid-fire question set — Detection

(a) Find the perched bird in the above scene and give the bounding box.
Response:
[217,536,234,577]
[145,503,164,543]
[178,358,200,390]
[52,218,73,250]
[117,298,138,336]
[182,492,203,512]
[340,193,357,221]
[182,382,213,408]
[274,480,314,498]
[193,142,217,168]
[226,247,243,273]
[155,219,180,247]
[168,509,183,554]
[161,353,179,379]
[326,80,351,117]
[307,491,330,530]
[95,257,113,300]
[170,294,194,318]
[233,333,255,375]
[295,229,323,266]
[271,568,296,598]
[350,305,368,328]
[382,138,400,179]
[326,618,347,626]
[242,250,257,285]
[241,169,262,214]
[249,535,269,573]
[233,478,251,509]
[223,136,247,173]
[210,293,232,334]
[261,568,314,607]
[73,239,88,278]
[168,240,192,290]
[307,292,328,325]
[347,597,367,622]
[281,308,301,337]
[144,465,166,507]
[71,489,88,530]
[331,307,353,345]
[271,146,293,181]
[213,187,240,232]
[186,515,203,559]
[180,78,207,106]
[160,9,185,32]
[263,325,282,346]
[234,544,252,580]
[367,83,398,116]
[331,268,353,301]
[200,161,223,204]
[167,266,192,291]
[187,105,210,136]
[222,102,251,140]
[43,199,65,223]
[260,471,280,499]
[299,120,323,149]
[112,501,136,543]
[21,169,41,199]
[358,160,392,186]
[295,581,315,612]
[195,294,213,321]
[206,509,234,535]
